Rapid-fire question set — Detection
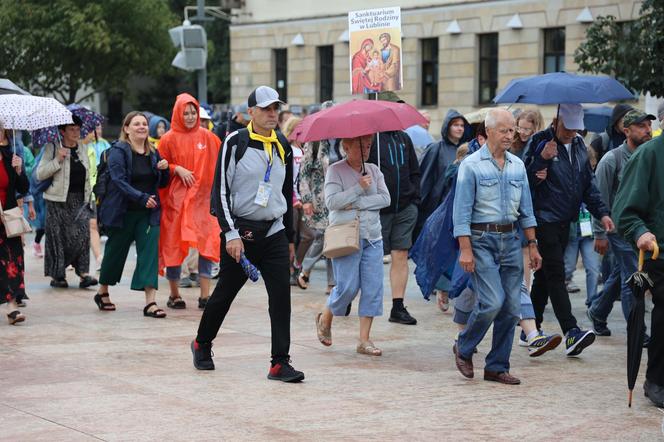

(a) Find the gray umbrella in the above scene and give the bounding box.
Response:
[0,79,30,95]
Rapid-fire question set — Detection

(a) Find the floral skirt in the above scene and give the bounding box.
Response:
[0,223,26,304]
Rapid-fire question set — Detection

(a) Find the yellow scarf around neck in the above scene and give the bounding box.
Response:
[247,121,285,164]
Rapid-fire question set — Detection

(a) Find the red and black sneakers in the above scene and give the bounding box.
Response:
[267,361,305,383]
[191,340,215,370]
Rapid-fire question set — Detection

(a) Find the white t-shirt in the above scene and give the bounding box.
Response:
[564,143,572,158]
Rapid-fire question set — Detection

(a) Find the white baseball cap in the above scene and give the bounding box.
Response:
[559,103,585,131]
[199,107,211,120]
[247,86,285,108]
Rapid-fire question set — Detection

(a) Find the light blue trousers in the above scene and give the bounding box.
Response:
[327,239,384,317]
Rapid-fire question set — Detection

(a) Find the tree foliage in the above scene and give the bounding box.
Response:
[0,0,178,103]
[575,0,664,97]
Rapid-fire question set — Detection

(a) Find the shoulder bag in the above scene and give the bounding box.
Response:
[323,216,360,258]
[0,200,32,238]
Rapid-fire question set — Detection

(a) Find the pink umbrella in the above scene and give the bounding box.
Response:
[291,99,427,143]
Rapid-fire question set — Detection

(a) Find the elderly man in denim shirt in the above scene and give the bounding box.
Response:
[452,109,541,385]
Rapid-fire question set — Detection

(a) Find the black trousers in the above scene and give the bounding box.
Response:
[196,230,291,363]
[531,222,579,334]
[644,260,664,386]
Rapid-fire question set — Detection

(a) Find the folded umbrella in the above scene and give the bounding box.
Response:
[627,241,659,407]
[493,72,635,105]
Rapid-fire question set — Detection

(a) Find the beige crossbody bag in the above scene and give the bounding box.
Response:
[0,200,32,238]
[322,216,360,258]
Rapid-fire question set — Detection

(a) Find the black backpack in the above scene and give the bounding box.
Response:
[93,148,112,207]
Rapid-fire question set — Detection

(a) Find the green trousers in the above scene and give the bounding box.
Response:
[99,210,159,291]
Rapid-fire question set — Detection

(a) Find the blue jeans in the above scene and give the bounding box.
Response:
[328,239,384,317]
[589,234,638,324]
[457,231,521,372]
[166,256,214,280]
[564,234,600,306]
[453,282,534,325]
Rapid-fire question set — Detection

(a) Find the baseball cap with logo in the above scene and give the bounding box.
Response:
[558,103,584,131]
[623,109,656,127]
[247,86,285,108]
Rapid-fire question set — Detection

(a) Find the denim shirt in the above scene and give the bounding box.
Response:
[453,144,537,237]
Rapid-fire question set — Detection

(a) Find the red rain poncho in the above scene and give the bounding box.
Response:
[158,94,221,269]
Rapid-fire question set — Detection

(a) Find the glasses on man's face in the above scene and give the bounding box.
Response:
[496,127,516,136]
[516,126,534,135]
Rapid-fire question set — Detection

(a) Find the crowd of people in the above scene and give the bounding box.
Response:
[0,84,662,406]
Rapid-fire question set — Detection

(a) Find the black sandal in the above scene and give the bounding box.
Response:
[296,273,309,290]
[143,302,167,318]
[94,293,116,311]
[167,296,186,309]
[7,310,25,325]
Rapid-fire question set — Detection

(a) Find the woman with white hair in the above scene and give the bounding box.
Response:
[315,134,390,355]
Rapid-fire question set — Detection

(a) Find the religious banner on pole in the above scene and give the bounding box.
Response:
[348,7,402,95]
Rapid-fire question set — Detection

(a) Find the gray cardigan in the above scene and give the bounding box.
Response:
[324,160,390,241]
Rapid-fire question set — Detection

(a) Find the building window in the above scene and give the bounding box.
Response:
[273,48,288,101]
[318,45,334,103]
[543,28,566,73]
[478,33,498,104]
[420,38,438,106]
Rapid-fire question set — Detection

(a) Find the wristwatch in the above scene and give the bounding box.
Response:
[527,239,538,246]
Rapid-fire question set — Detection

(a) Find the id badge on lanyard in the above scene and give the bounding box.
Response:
[579,208,592,238]
[254,149,274,207]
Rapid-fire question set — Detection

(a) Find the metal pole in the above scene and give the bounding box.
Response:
[195,0,206,21]
[197,68,208,104]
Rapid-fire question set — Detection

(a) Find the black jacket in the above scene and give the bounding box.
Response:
[418,109,472,219]
[0,147,29,211]
[525,127,608,224]
[589,103,632,163]
[369,131,420,214]
[97,141,170,228]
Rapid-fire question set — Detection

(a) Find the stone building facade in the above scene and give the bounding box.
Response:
[228,0,641,130]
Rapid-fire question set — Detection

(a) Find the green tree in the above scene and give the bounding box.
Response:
[575,0,664,97]
[0,0,178,103]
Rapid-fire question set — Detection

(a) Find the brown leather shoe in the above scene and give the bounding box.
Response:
[453,343,474,378]
[484,370,521,385]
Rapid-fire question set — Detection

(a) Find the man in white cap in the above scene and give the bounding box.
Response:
[192,85,304,382]
[524,103,615,357]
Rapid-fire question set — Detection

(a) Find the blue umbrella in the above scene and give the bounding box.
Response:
[583,106,613,133]
[493,72,635,104]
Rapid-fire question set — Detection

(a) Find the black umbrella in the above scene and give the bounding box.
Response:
[627,242,660,407]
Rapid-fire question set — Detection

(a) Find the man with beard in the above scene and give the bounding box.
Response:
[589,110,655,339]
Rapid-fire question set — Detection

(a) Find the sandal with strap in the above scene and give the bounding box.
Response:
[315,312,332,346]
[297,273,309,290]
[143,302,167,318]
[166,296,186,309]
[356,341,382,356]
[94,293,116,311]
[7,310,25,325]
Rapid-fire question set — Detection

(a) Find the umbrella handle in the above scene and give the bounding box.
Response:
[638,241,660,271]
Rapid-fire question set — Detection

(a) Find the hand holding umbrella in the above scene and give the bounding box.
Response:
[240,252,261,282]
[627,239,660,407]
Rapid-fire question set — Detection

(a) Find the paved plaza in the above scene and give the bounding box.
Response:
[1,240,662,441]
